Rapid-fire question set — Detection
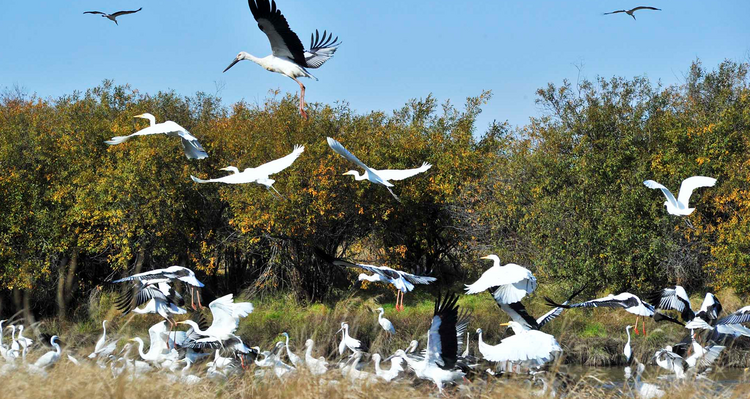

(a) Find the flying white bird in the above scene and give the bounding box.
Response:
[315,247,435,311]
[643,176,716,216]
[393,293,468,392]
[476,323,561,366]
[112,265,205,309]
[177,294,254,345]
[546,292,665,335]
[190,145,304,197]
[375,307,396,335]
[326,137,431,201]
[115,280,187,337]
[223,0,340,119]
[465,255,537,305]
[603,6,661,20]
[105,113,208,160]
[84,8,142,25]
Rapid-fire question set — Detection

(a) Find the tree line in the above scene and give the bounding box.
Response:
[0,60,748,320]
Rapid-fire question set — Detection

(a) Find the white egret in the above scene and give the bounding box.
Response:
[372,353,404,382]
[394,293,467,392]
[88,320,117,359]
[112,265,205,309]
[177,294,254,345]
[303,339,328,375]
[465,255,537,305]
[84,8,142,25]
[190,145,304,197]
[653,345,687,378]
[603,6,661,20]
[105,113,208,160]
[16,325,32,352]
[315,247,435,311]
[337,322,366,355]
[327,137,432,201]
[643,176,716,216]
[281,332,302,367]
[375,308,395,335]
[32,335,61,369]
[223,0,340,118]
[624,325,633,364]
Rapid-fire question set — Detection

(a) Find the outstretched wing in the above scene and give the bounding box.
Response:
[376,162,432,181]
[648,286,694,322]
[536,285,587,328]
[314,247,401,281]
[304,29,340,69]
[603,10,626,15]
[83,11,106,15]
[427,292,460,369]
[248,0,305,64]
[676,176,716,208]
[111,8,143,17]
[254,145,305,176]
[643,180,679,208]
[631,6,661,12]
[326,137,371,171]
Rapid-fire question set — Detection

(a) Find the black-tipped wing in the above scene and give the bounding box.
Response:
[111,267,188,284]
[428,292,460,370]
[648,286,695,322]
[111,8,142,17]
[304,29,340,68]
[536,285,587,328]
[717,306,750,325]
[501,302,540,330]
[631,6,661,12]
[603,10,626,15]
[248,0,305,65]
[653,312,685,326]
[83,11,106,15]
[314,247,401,280]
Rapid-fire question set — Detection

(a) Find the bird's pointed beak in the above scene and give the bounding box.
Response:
[336,328,343,334]
[499,322,510,327]
[480,255,492,260]
[383,354,395,362]
[223,58,240,73]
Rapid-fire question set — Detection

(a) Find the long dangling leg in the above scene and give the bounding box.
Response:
[190,287,197,311]
[293,78,307,119]
[634,316,639,335]
[197,289,204,309]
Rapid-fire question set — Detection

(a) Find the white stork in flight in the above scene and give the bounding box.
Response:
[224,0,341,119]
[603,6,661,20]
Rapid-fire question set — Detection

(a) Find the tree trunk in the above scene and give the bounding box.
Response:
[23,290,35,327]
[134,248,146,275]
[56,255,69,319]
[63,249,79,313]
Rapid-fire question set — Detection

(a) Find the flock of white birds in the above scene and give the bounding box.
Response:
[5,0,737,397]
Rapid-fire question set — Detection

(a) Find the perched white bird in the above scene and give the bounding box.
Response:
[465,255,537,304]
[303,339,328,375]
[395,293,468,392]
[603,6,661,20]
[372,353,404,382]
[112,265,205,309]
[624,325,633,364]
[337,322,366,355]
[88,320,117,359]
[191,145,304,197]
[326,137,431,201]
[16,325,33,352]
[32,336,61,369]
[476,323,561,366]
[177,294,254,345]
[281,332,302,367]
[105,113,208,160]
[83,8,142,25]
[223,0,340,119]
[643,176,716,216]
[315,247,435,311]
[376,308,395,334]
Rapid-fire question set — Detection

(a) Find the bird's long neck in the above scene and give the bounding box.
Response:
[305,344,313,359]
[243,53,265,66]
[135,339,147,359]
[626,329,631,347]
[373,357,382,373]
[54,341,61,355]
[188,321,206,335]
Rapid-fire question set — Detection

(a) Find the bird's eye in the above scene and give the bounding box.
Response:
[258,24,264,30]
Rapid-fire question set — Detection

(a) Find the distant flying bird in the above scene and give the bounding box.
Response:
[84,8,143,25]
[190,145,304,197]
[643,176,717,216]
[603,6,661,20]
[223,0,341,119]
[315,247,436,311]
[105,113,208,160]
[326,137,431,201]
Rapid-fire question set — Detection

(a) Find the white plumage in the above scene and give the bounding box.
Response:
[105,113,208,160]
[465,255,537,304]
[376,307,396,334]
[476,324,561,364]
[643,176,716,216]
[178,294,253,344]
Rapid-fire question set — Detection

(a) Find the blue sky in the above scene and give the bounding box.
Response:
[1,1,748,132]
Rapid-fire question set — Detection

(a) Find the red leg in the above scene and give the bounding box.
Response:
[634,317,639,335]
[293,78,308,119]
[190,287,197,311]
[197,289,204,309]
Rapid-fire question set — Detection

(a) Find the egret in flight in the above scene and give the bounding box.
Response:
[603,6,661,20]
[177,294,254,346]
[190,145,304,197]
[327,137,431,201]
[105,113,208,160]
[84,8,142,25]
[223,0,341,119]
[643,176,716,216]
[465,255,537,304]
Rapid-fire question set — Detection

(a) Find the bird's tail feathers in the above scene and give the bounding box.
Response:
[104,135,131,145]
[190,175,211,184]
